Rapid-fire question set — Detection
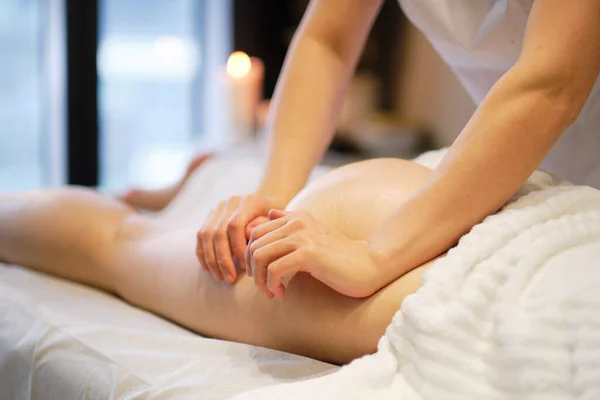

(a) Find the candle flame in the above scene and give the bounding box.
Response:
[227,51,251,78]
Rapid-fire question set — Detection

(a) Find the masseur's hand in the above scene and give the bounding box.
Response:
[246,209,383,299]
[196,194,286,283]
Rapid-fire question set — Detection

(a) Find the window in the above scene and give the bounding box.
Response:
[0,1,48,191]
[0,1,230,191]
[99,0,229,190]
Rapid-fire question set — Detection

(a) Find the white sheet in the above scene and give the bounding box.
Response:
[0,154,336,400]
[0,264,337,399]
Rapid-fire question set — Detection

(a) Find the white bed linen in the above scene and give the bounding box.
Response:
[0,264,336,399]
[0,154,336,400]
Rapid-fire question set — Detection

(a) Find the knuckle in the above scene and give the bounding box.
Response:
[249,230,260,243]
[249,241,261,255]
[202,231,212,242]
[298,246,313,259]
[252,248,264,264]
[227,216,239,230]
[289,219,301,229]
[292,217,306,229]
[215,228,226,240]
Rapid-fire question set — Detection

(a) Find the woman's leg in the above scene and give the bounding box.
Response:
[0,188,132,292]
[0,159,436,364]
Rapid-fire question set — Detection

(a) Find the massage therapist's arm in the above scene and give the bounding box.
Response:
[256,0,383,203]
[197,0,382,283]
[369,0,600,287]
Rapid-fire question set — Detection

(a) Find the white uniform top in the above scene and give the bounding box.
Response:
[399,0,600,188]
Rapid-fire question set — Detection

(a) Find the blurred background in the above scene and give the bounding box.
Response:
[0,0,476,193]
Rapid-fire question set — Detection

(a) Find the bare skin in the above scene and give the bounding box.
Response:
[198,0,600,299]
[0,158,436,365]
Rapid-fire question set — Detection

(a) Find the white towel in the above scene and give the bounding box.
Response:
[235,150,600,399]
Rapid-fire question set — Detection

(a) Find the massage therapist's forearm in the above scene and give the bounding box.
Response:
[256,35,351,203]
[368,65,590,286]
[365,0,600,292]
[257,0,383,204]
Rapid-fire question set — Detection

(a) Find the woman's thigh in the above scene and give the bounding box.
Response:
[114,158,435,364]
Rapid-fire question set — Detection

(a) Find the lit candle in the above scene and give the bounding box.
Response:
[222,51,264,144]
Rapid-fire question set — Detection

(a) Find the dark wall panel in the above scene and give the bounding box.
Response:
[66,0,98,186]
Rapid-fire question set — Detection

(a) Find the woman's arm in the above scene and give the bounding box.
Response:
[369,0,600,286]
[256,0,383,204]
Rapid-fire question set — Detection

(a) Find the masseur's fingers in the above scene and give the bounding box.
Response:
[201,203,225,281]
[196,207,218,271]
[213,197,241,283]
[227,195,272,272]
[245,216,269,241]
[245,216,290,275]
[250,239,295,298]
[266,251,305,298]
[196,224,209,272]
[249,214,289,241]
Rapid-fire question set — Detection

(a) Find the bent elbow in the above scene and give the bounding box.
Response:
[511,61,596,125]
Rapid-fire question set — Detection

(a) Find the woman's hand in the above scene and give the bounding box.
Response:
[245,209,384,299]
[196,194,286,284]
